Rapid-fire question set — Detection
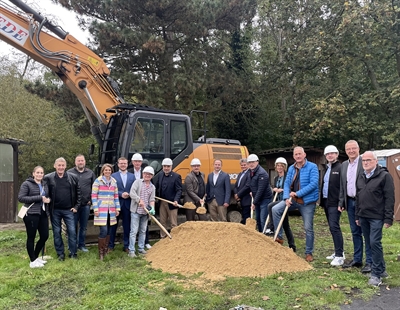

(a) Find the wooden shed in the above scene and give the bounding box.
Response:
[0,138,24,223]
[374,149,400,221]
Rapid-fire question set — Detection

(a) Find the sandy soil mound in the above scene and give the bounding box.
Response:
[145,221,312,280]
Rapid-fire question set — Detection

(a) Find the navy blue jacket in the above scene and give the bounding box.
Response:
[111,171,136,211]
[206,171,231,205]
[156,171,182,210]
[249,164,272,206]
[234,169,251,206]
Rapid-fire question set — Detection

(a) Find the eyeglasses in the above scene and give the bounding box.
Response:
[362,159,374,162]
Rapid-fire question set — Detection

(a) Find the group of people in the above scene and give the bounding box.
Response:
[18,141,395,287]
[253,141,393,287]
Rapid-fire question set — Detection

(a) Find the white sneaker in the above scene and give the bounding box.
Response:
[145,243,152,249]
[326,252,345,260]
[326,253,335,260]
[36,258,47,264]
[330,256,344,266]
[128,252,136,258]
[30,260,44,268]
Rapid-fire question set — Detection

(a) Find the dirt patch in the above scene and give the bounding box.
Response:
[0,222,25,232]
[145,221,312,280]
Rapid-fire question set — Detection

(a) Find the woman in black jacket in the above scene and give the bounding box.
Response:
[18,166,51,268]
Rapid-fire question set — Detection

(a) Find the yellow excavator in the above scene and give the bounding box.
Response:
[0,0,249,220]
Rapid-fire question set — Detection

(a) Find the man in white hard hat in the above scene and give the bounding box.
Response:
[321,145,344,266]
[184,158,208,221]
[156,158,182,238]
[247,154,273,232]
[271,147,319,262]
[128,166,156,257]
[129,153,144,180]
[206,159,231,222]
[339,140,372,272]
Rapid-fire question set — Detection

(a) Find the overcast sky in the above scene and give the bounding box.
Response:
[0,0,88,55]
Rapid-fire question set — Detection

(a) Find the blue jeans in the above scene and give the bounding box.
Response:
[256,198,271,232]
[51,209,77,255]
[272,200,316,254]
[74,205,90,248]
[359,217,385,277]
[129,213,148,253]
[347,197,372,264]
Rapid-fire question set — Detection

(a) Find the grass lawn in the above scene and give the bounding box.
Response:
[1,207,399,310]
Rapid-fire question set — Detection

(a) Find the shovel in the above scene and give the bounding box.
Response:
[156,196,196,209]
[246,196,257,229]
[143,206,172,239]
[263,191,278,234]
[273,197,292,242]
[196,196,207,214]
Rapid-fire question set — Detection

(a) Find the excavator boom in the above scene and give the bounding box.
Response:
[0,0,123,127]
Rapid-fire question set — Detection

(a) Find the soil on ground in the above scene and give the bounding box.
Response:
[145,221,312,280]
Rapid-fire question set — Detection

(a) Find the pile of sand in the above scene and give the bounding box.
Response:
[145,222,312,280]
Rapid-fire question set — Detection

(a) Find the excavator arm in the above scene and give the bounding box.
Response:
[0,0,124,133]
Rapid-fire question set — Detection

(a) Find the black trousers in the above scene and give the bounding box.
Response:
[23,210,49,262]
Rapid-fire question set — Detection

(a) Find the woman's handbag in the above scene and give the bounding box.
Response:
[18,203,34,219]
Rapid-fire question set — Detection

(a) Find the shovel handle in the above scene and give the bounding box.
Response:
[273,198,292,241]
[143,206,172,239]
[155,196,183,208]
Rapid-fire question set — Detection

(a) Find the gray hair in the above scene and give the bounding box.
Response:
[362,151,377,160]
[240,158,247,164]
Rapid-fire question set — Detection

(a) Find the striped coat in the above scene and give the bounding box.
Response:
[91,176,121,226]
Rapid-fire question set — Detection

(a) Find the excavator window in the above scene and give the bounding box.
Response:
[170,120,188,159]
[129,117,165,174]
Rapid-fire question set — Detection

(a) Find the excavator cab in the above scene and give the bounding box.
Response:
[99,104,193,178]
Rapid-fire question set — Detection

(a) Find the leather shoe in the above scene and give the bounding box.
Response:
[343,260,362,268]
[305,254,314,262]
[361,263,372,273]
[58,254,65,261]
[123,248,129,253]
[275,237,284,245]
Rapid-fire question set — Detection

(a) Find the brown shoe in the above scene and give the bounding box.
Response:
[275,237,284,245]
[305,254,314,262]
[123,248,129,253]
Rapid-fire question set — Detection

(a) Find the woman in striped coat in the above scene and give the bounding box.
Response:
[91,164,120,260]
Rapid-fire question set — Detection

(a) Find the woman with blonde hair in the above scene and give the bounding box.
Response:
[18,166,51,268]
[91,164,120,260]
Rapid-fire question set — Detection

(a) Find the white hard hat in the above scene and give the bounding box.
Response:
[247,154,259,162]
[131,153,143,161]
[162,158,173,166]
[142,166,154,175]
[275,157,287,166]
[190,158,201,166]
[324,145,339,155]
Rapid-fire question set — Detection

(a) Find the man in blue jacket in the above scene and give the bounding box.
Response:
[110,157,136,252]
[156,158,182,238]
[272,147,319,262]
[247,154,273,232]
[206,159,231,221]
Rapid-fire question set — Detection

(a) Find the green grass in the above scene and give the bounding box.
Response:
[1,207,399,310]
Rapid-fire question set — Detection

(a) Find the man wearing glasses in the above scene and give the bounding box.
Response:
[339,140,372,272]
[356,151,394,286]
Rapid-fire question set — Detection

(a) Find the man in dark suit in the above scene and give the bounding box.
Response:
[338,140,372,271]
[206,159,231,221]
[233,158,251,224]
[109,157,136,252]
[156,158,182,238]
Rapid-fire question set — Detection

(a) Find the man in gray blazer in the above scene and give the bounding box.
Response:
[338,140,372,272]
[206,159,231,221]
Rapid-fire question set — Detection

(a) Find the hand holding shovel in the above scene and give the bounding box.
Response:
[273,197,292,242]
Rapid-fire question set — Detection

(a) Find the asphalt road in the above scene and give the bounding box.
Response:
[340,286,400,310]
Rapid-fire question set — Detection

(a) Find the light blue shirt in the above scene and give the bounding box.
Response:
[323,164,331,198]
[119,170,127,188]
